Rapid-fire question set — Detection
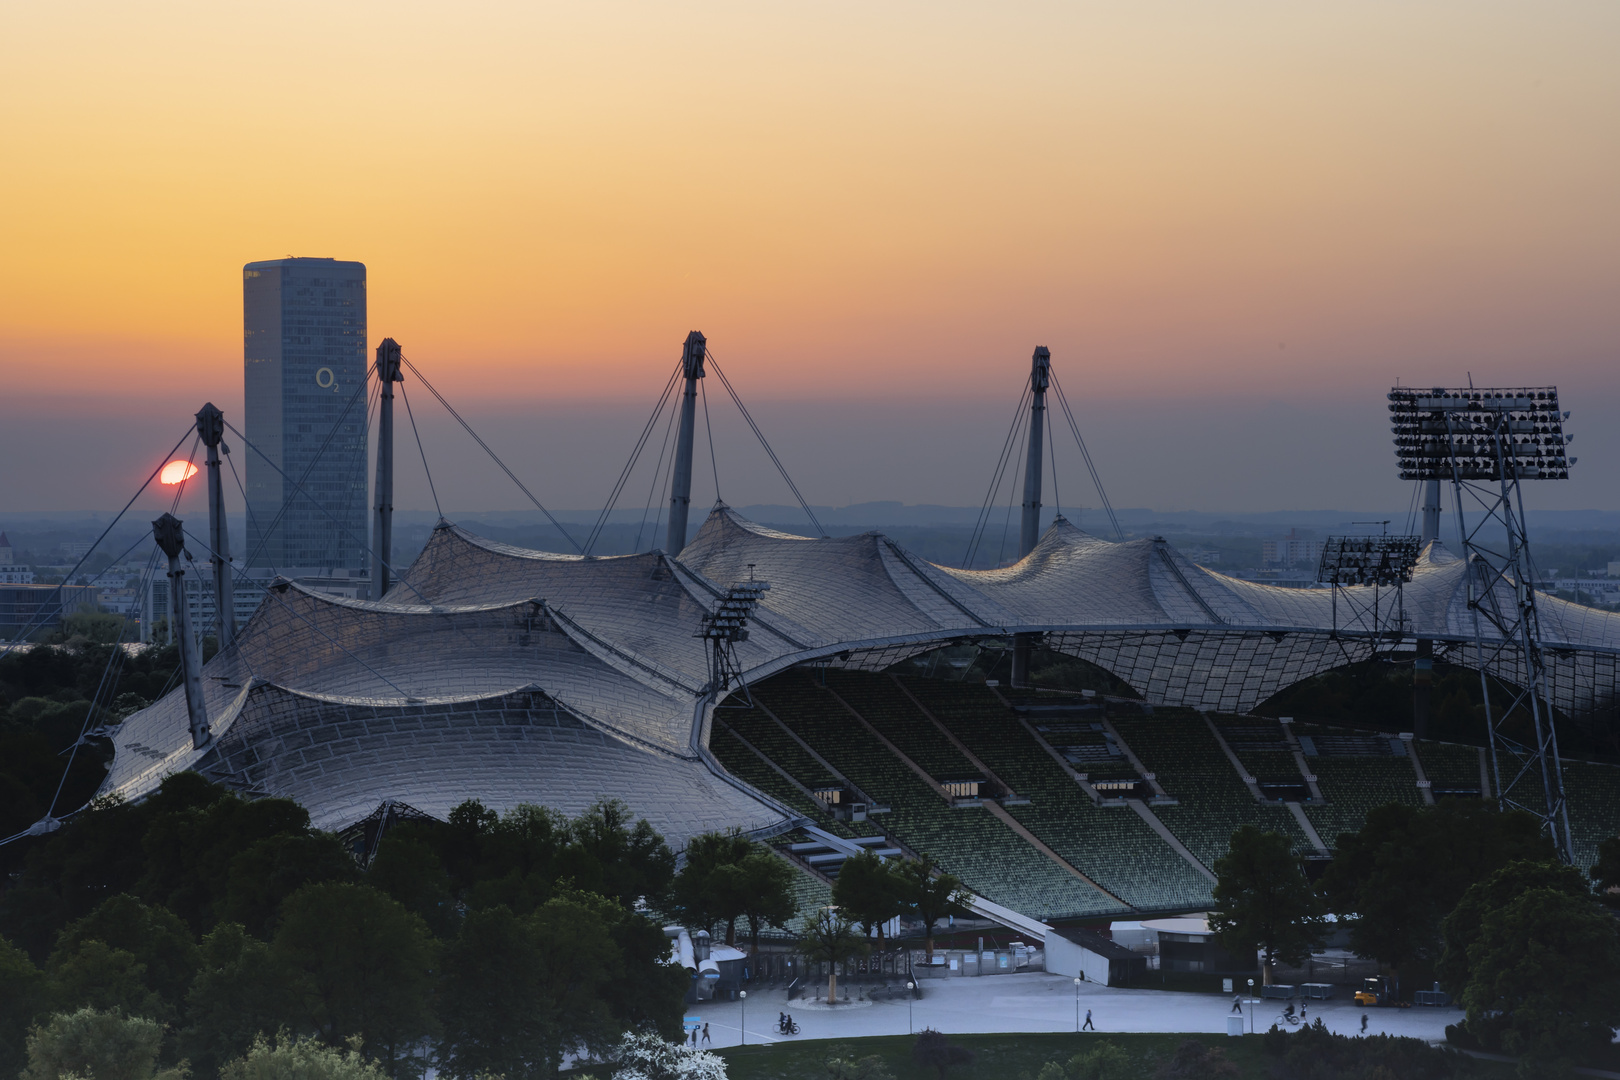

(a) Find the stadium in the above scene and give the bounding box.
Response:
[103,353,1620,929]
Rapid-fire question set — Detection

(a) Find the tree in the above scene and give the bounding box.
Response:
[1460,887,1620,1065]
[1591,835,1620,907]
[735,850,798,959]
[1318,801,1553,982]
[0,936,46,1080]
[563,798,676,911]
[1436,859,1592,996]
[219,832,359,938]
[672,831,754,945]
[826,1053,894,1080]
[47,895,201,1022]
[891,854,967,961]
[219,1032,391,1080]
[367,835,459,937]
[1209,826,1324,983]
[21,1007,181,1080]
[437,894,624,1079]
[911,1029,974,1080]
[831,852,902,941]
[798,907,869,1003]
[272,882,437,1078]
[178,922,299,1078]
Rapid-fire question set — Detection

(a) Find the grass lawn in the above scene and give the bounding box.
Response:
[716,1032,1518,1080]
[709,1029,1516,1080]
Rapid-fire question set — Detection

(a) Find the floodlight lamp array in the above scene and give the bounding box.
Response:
[1317,535,1422,587]
[1388,387,1574,481]
[700,581,771,643]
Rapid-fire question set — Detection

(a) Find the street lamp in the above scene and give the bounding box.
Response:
[1247,979,1255,1035]
[1074,977,1082,1032]
[907,981,916,1034]
[739,990,746,1047]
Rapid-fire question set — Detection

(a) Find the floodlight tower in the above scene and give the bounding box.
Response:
[1416,480,1444,735]
[152,514,211,750]
[1420,481,1443,546]
[372,339,403,600]
[196,403,235,648]
[1317,534,1421,650]
[665,331,707,557]
[1011,347,1051,689]
[1388,386,1576,861]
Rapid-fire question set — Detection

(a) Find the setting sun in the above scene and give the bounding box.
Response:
[158,460,198,486]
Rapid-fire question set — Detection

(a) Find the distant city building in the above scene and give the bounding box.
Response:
[1610,561,1620,578]
[242,257,369,571]
[1262,529,1325,568]
[0,532,34,584]
[0,584,98,641]
[1183,548,1222,565]
[143,567,369,644]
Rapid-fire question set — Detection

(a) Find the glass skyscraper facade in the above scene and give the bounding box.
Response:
[243,258,369,570]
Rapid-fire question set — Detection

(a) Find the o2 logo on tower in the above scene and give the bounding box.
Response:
[316,367,337,392]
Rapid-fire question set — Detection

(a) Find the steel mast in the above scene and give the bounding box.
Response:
[665,331,707,556]
[196,403,235,648]
[372,339,403,600]
[1011,347,1051,688]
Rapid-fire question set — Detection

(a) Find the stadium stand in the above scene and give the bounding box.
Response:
[1415,740,1487,797]
[1303,756,1424,849]
[897,677,1214,912]
[752,675,1127,921]
[1110,710,1311,863]
[1562,759,1620,873]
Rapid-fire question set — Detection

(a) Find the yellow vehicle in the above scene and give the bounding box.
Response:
[1354,976,1410,1007]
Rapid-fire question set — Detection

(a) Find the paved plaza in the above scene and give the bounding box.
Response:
[683,972,1460,1049]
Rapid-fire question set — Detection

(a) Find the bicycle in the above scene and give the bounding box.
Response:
[1275,1010,1301,1027]
[777,1017,800,1036]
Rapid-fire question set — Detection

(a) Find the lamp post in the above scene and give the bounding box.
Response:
[738,990,746,1047]
[907,981,916,1034]
[1247,979,1255,1035]
[1074,977,1082,1032]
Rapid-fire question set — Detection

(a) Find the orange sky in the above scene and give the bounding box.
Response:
[3,2,1619,511]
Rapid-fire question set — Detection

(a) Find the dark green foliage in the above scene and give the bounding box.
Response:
[220,832,361,938]
[912,1029,975,1080]
[890,852,968,959]
[179,922,299,1078]
[1210,826,1325,976]
[1259,1019,1469,1079]
[1154,1038,1239,1079]
[367,836,458,936]
[47,895,201,1023]
[1459,886,1620,1065]
[1436,860,1593,995]
[0,935,46,1079]
[831,850,904,939]
[1318,801,1554,981]
[1591,835,1620,906]
[272,882,438,1078]
[563,797,677,910]
[672,830,755,944]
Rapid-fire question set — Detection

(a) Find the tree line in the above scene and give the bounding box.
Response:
[1208,798,1620,1071]
[0,772,795,1080]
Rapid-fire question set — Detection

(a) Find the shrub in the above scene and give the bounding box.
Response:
[21,1007,183,1080]
[219,1032,391,1080]
[912,1029,974,1080]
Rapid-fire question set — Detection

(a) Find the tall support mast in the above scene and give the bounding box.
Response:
[152,514,211,749]
[1011,347,1052,688]
[1390,386,1576,861]
[665,331,706,556]
[1414,479,1442,735]
[196,403,234,648]
[372,339,403,600]
[1420,480,1443,545]
[1019,347,1052,559]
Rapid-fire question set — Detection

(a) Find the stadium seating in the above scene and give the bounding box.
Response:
[1414,740,1485,794]
[1110,710,1312,864]
[1561,759,1620,872]
[1303,756,1423,850]
[897,678,1214,912]
[754,676,1127,921]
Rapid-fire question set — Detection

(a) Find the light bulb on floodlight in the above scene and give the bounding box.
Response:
[160,460,199,485]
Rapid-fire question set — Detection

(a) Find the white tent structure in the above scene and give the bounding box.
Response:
[104,506,1620,849]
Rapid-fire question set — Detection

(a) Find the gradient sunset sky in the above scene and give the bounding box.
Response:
[3,2,1617,515]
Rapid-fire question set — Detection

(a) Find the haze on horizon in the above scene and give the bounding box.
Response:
[2,1,1618,516]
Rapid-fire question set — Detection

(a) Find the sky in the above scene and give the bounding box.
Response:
[2,1,1618,516]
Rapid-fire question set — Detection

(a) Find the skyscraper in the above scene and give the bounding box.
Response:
[243,258,369,570]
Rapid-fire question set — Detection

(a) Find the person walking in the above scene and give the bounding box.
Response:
[1231,994,1243,1014]
[1360,1013,1369,1034]
[1300,1002,1307,1022]
[1082,1008,1095,1031]
[701,1023,711,1045]
[690,1026,698,1047]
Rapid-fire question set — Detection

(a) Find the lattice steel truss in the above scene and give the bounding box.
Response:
[701,577,771,702]
[1389,386,1576,861]
[1318,535,1421,655]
